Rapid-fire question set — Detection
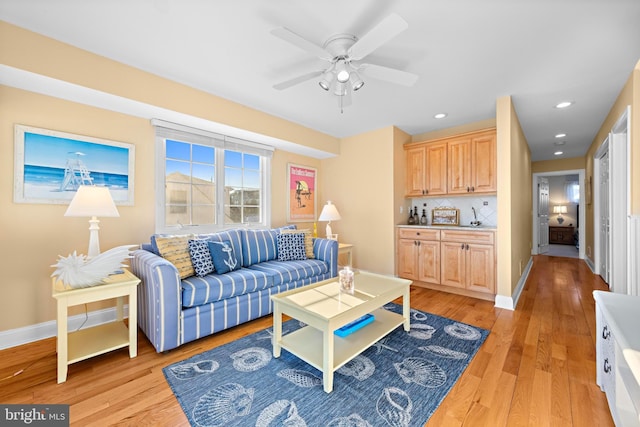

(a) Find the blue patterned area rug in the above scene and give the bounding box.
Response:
[163,303,489,427]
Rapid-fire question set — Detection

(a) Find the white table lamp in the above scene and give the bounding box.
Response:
[318,201,341,239]
[65,186,120,258]
[552,205,567,224]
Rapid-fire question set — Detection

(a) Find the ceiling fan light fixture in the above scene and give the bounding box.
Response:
[318,70,333,91]
[334,81,347,96]
[335,60,350,83]
[351,72,364,91]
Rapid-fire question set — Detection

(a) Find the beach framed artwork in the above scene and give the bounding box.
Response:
[286,163,316,222]
[14,125,135,205]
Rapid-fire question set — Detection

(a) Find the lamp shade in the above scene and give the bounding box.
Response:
[65,186,120,218]
[552,205,567,214]
[318,201,341,222]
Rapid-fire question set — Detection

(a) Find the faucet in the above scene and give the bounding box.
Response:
[471,207,481,227]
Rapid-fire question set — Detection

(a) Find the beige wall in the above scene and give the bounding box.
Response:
[496,96,532,298]
[0,23,338,333]
[531,157,585,174]
[320,126,408,274]
[583,61,639,260]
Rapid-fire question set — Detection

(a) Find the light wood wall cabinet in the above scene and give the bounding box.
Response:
[404,128,496,197]
[396,227,496,299]
[405,142,447,196]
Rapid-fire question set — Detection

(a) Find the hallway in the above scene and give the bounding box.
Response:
[546,243,580,259]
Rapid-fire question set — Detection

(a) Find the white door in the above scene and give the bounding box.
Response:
[599,149,610,285]
[538,177,550,254]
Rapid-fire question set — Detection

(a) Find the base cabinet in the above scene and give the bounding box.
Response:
[397,228,440,284]
[397,227,495,298]
[593,291,640,427]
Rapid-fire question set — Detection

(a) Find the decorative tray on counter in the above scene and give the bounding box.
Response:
[431,207,460,226]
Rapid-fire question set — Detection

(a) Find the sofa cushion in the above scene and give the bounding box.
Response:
[197,229,245,266]
[248,259,329,286]
[154,235,195,279]
[188,239,215,277]
[181,268,274,308]
[208,240,240,274]
[280,228,314,259]
[241,229,278,267]
[277,233,307,261]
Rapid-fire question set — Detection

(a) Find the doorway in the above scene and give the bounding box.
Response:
[593,107,630,294]
[532,170,585,259]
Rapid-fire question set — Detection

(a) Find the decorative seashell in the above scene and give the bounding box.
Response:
[393,357,447,388]
[327,413,372,427]
[276,369,322,388]
[372,337,398,354]
[169,359,219,380]
[376,387,412,427]
[410,309,427,321]
[255,400,307,427]
[192,383,254,427]
[230,347,272,372]
[51,245,136,289]
[408,323,436,340]
[419,345,468,360]
[444,323,482,340]
[337,355,375,381]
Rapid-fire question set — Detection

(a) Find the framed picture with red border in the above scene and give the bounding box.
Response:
[286,163,317,222]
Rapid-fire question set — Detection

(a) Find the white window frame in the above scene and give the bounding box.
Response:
[152,119,272,234]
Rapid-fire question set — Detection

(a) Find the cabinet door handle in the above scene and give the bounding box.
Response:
[466,244,470,250]
[461,243,465,250]
[466,186,470,192]
[602,325,611,339]
[604,358,612,373]
[471,186,475,192]
[417,241,421,246]
[425,189,428,194]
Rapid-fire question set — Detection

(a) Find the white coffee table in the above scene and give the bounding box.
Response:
[271,271,411,392]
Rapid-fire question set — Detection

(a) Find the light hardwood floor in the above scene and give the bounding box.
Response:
[0,255,613,426]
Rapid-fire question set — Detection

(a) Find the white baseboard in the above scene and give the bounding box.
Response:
[494,257,532,311]
[0,305,129,351]
[584,256,596,273]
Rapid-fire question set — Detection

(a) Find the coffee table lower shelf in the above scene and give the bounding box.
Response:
[278,308,403,374]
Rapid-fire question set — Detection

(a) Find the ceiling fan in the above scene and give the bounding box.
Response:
[271,13,419,111]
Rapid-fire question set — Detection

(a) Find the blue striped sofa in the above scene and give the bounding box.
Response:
[131,227,338,352]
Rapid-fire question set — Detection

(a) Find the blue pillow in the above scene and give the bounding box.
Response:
[207,240,240,274]
[188,239,214,277]
[277,233,307,261]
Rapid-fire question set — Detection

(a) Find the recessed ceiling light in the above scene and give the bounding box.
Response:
[555,101,573,109]
[554,141,566,146]
[434,113,447,119]
[555,133,566,138]
[554,151,564,155]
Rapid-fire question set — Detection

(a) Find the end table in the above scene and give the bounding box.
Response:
[52,269,140,383]
[338,243,353,268]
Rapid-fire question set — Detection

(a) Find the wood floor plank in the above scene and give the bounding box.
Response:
[0,255,615,426]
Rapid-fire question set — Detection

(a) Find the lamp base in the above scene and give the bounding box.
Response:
[87,216,101,258]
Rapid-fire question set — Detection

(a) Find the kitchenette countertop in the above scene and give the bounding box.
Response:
[397,224,497,230]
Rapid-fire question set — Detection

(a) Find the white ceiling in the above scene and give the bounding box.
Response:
[2,0,639,161]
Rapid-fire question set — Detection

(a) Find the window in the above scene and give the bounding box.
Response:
[565,180,580,203]
[153,120,272,233]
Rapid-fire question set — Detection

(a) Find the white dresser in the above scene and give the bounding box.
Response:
[593,291,640,426]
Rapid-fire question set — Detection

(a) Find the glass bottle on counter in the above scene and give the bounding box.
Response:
[413,207,419,221]
[420,209,428,225]
[407,208,416,225]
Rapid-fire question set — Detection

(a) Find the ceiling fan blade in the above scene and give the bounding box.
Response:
[348,13,408,61]
[273,70,323,90]
[271,27,332,60]
[359,63,418,86]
